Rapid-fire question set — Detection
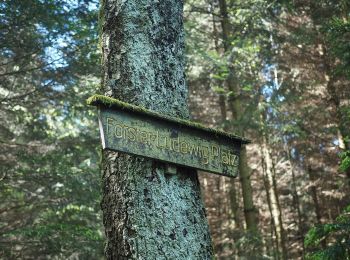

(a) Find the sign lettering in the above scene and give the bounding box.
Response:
[88,95,249,177]
[105,117,239,168]
[97,107,246,178]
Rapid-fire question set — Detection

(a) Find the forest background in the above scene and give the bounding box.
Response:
[0,0,349,259]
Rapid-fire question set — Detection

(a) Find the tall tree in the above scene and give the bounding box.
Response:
[267,0,350,256]
[259,107,287,260]
[99,0,213,258]
[218,0,259,234]
[184,0,274,256]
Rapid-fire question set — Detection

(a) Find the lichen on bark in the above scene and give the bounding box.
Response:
[99,0,213,259]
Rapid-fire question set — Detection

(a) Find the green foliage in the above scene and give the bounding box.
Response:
[323,18,350,79]
[185,0,274,132]
[1,0,349,258]
[186,0,350,259]
[0,0,103,258]
[305,205,350,260]
[340,150,350,173]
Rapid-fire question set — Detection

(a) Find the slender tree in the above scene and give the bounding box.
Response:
[99,0,213,258]
[260,117,287,260]
[218,0,259,234]
[210,0,241,229]
[285,145,305,257]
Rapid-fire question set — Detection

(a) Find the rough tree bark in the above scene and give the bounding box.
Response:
[99,1,213,259]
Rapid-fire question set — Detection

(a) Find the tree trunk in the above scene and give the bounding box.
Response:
[99,1,213,259]
[285,145,305,257]
[307,166,322,226]
[320,43,350,182]
[260,145,278,258]
[307,165,327,249]
[238,147,259,232]
[217,76,240,228]
[218,0,259,234]
[211,3,240,229]
[229,179,240,228]
[260,138,287,260]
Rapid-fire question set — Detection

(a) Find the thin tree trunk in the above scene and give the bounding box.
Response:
[307,165,327,248]
[216,177,223,217]
[217,84,240,227]
[271,152,288,260]
[218,0,259,234]
[260,135,287,260]
[320,43,350,182]
[211,1,226,222]
[258,88,287,259]
[285,145,305,257]
[99,1,213,258]
[211,1,240,229]
[229,179,240,228]
[260,144,278,259]
[327,78,350,182]
[238,147,259,232]
[325,74,349,151]
[307,166,322,226]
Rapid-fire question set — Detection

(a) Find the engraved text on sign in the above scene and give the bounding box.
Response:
[99,108,242,177]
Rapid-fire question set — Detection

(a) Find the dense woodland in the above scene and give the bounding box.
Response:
[1,0,350,259]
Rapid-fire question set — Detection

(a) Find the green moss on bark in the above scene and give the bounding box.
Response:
[99,0,215,259]
[87,94,250,144]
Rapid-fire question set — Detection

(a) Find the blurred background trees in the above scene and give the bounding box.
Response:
[0,0,349,259]
[0,0,103,258]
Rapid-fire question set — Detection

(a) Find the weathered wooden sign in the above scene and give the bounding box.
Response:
[87,95,249,178]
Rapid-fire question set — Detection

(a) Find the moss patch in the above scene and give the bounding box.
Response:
[87,94,250,144]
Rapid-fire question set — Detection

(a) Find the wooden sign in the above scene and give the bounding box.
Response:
[87,95,249,178]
